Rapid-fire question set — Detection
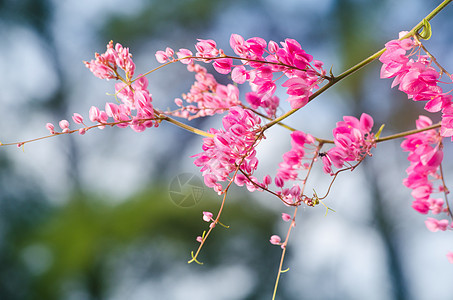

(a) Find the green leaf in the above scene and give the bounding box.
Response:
[375,124,385,140]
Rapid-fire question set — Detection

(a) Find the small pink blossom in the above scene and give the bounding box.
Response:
[229,34,247,56]
[425,217,450,232]
[231,66,248,84]
[89,106,101,122]
[196,236,203,243]
[72,113,84,124]
[177,48,193,64]
[428,198,444,214]
[256,81,276,95]
[247,37,267,58]
[165,47,174,57]
[59,120,70,133]
[155,50,169,63]
[45,123,55,134]
[441,103,453,138]
[202,211,213,222]
[268,40,279,54]
[411,200,429,214]
[195,39,219,58]
[269,235,281,245]
[263,175,272,186]
[212,58,233,74]
[281,213,291,222]
[287,95,310,109]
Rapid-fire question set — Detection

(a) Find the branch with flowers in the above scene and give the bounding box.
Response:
[1,0,452,298]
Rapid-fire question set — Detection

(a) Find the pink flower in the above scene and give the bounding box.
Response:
[84,41,117,80]
[281,213,291,222]
[114,43,135,78]
[72,113,84,124]
[170,64,240,120]
[245,92,261,109]
[277,38,313,70]
[441,103,453,138]
[321,113,376,174]
[155,50,169,63]
[45,123,55,134]
[269,235,281,245]
[89,106,101,123]
[282,77,310,96]
[380,34,453,119]
[193,107,263,194]
[401,115,444,215]
[411,200,430,214]
[428,198,444,214]
[425,217,450,232]
[262,175,272,188]
[229,34,247,56]
[177,48,193,64]
[425,94,452,113]
[256,81,276,95]
[195,39,219,58]
[84,41,136,80]
[246,37,267,58]
[287,95,310,109]
[59,120,70,133]
[275,131,315,191]
[202,211,213,222]
[231,66,248,84]
[165,47,175,57]
[213,58,233,74]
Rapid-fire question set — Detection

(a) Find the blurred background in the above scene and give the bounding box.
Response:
[0,0,452,299]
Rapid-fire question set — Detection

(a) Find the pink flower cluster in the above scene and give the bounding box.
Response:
[193,106,263,194]
[170,63,241,120]
[228,34,326,110]
[275,131,315,188]
[270,131,316,206]
[85,42,156,132]
[321,113,375,174]
[84,40,135,81]
[401,116,450,223]
[47,41,157,135]
[245,92,279,119]
[380,32,453,138]
[109,75,156,132]
[156,34,327,117]
[425,217,451,232]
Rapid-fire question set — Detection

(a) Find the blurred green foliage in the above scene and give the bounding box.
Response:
[1,185,280,299]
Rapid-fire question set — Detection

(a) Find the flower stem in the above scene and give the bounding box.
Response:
[156,111,214,138]
[376,122,441,143]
